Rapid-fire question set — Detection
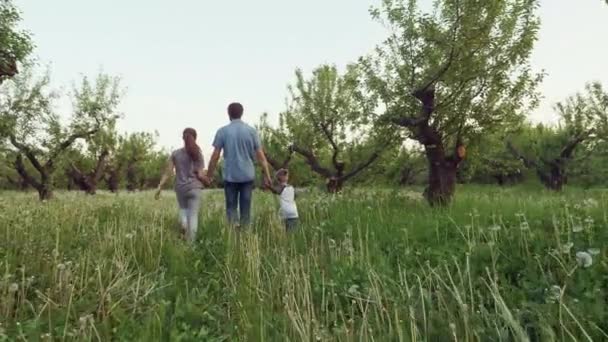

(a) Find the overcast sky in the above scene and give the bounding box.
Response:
[15,0,608,155]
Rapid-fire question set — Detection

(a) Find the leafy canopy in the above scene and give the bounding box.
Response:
[361,0,543,145]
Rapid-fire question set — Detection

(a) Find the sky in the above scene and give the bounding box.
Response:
[15,0,608,156]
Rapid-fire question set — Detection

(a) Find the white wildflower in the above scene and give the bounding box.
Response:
[561,242,574,254]
[488,224,501,232]
[583,198,598,208]
[547,285,561,303]
[520,221,530,231]
[572,225,584,233]
[125,233,134,239]
[348,284,360,295]
[57,263,65,271]
[576,251,593,268]
[8,283,19,292]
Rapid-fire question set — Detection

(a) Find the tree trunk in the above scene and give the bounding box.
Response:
[37,185,53,201]
[425,158,458,206]
[126,162,138,192]
[540,164,566,191]
[106,169,120,193]
[14,154,54,201]
[326,177,343,193]
[416,125,463,206]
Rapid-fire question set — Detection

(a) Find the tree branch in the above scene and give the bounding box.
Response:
[506,140,538,169]
[93,150,110,182]
[9,135,45,175]
[14,154,42,190]
[45,127,100,170]
[290,144,334,178]
[341,151,381,182]
[559,134,589,161]
[264,150,293,171]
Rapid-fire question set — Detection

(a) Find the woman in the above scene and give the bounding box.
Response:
[155,128,205,242]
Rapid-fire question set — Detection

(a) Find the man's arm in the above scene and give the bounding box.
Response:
[256,148,272,187]
[206,147,221,181]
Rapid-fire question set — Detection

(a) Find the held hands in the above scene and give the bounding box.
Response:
[263,175,272,189]
[201,174,213,187]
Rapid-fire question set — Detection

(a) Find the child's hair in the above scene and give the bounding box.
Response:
[275,168,288,180]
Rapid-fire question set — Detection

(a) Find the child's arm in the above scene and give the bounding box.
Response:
[268,183,285,195]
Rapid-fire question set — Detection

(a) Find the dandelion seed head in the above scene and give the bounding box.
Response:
[576,251,593,268]
[561,242,574,254]
[488,224,501,232]
[548,285,561,303]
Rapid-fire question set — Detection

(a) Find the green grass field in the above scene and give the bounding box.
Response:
[1,186,607,341]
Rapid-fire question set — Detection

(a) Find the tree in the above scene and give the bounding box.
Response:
[67,123,118,194]
[508,82,608,190]
[257,112,294,171]
[459,130,525,185]
[281,65,394,193]
[115,132,158,191]
[0,69,122,200]
[0,0,33,85]
[361,0,542,205]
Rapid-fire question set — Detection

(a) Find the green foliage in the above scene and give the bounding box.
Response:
[0,68,122,198]
[0,69,121,154]
[263,65,395,190]
[0,0,33,82]
[508,83,608,189]
[1,188,607,340]
[361,0,543,150]
[462,130,525,185]
[284,64,377,150]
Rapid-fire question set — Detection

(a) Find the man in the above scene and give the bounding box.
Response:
[204,102,272,227]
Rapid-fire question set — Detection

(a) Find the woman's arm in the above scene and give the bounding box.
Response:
[195,153,207,186]
[155,157,174,199]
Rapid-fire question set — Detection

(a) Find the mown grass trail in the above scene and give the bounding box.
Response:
[1,187,607,341]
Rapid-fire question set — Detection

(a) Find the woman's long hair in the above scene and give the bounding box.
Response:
[183,128,201,162]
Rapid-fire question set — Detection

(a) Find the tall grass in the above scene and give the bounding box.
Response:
[0,186,606,341]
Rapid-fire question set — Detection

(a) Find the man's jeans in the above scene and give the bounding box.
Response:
[224,181,254,227]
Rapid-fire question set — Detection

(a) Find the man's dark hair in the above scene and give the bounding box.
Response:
[228,102,244,119]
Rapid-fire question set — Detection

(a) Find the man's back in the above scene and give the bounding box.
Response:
[213,119,261,183]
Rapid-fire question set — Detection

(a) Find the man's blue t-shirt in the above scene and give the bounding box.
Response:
[212,119,261,183]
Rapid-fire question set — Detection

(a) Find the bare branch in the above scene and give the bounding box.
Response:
[45,127,99,170]
[290,144,334,178]
[9,135,45,174]
[506,140,538,169]
[14,154,42,190]
[341,151,381,182]
[264,150,293,171]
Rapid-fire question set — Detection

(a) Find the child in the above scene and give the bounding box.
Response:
[268,169,299,232]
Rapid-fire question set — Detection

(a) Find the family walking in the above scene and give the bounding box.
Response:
[155,103,299,242]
